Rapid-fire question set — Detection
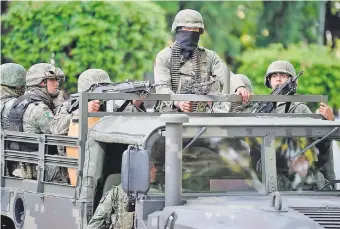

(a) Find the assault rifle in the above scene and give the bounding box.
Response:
[252,71,304,113]
[67,80,161,113]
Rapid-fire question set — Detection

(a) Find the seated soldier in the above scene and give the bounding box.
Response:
[87,161,158,229]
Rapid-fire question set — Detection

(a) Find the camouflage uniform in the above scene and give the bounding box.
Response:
[0,63,26,129]
[7,63,65,181]
[50,69,112,137]
[154,9,246,112]
[213,74,254,113]
[88,183,160,229]
[50,69,145,137]
[251,61,334,190]
[0,63,26,177]
[87,185,134,229]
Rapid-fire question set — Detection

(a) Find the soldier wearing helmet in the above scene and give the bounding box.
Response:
[264,60,335,119]
[0,63,27,130]
[6,63,65,181]
[0,63,27,178]
[50,69,145,137]
[251,60,336,190]
[154,9,250,112]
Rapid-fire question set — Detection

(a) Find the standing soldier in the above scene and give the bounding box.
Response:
[0,63,27,177]
[153,9,250,112]
[7,63,65,181]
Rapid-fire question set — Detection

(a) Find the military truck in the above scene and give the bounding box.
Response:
[1,92,340,229]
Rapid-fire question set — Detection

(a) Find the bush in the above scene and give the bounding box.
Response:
[1,1,168,92]
[237,43,340,110]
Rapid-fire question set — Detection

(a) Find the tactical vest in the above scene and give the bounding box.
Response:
[0,96,17,128]
[7,94,52,152]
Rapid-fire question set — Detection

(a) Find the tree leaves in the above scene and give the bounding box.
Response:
[1,1,168,93]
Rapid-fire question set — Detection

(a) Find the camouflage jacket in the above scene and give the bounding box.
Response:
[0,86,18,130]
[87,185,134,229]
[153,45,245,111]
[22,90,55,134]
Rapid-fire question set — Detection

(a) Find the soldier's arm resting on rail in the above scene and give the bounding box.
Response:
[209,51,249,103]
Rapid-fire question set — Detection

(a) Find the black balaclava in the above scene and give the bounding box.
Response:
[175,29,200,58]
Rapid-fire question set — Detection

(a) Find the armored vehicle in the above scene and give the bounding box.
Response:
[1,92,340,229]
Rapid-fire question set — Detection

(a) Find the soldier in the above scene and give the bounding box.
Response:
[7,63,65,181]
[0,63,26,176]
[253,60,335,190]
[0,63,26,129]
[154,9,250,112]
[87,162,158,229]
[50,69,145,138]
[213,74,254,113]
[50,69,146,185]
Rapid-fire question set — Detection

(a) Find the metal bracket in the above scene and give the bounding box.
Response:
[256,192,287,212]
[270,192,283,211]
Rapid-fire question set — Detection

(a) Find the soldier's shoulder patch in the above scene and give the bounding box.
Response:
[44,111,54,118]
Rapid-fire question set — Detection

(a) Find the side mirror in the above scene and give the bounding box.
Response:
[121,145,150,194]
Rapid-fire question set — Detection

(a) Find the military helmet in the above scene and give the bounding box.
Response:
[171,9,204,33]
[77,69,112,92]
[26,63,65,87]
[264,60,296,88]
[0,63,26,87]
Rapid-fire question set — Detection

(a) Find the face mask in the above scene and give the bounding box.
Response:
[175,30,200,51]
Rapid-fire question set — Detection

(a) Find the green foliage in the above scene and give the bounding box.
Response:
[256,1,320,47]
[237,43,340,109]
[1,1,168,92]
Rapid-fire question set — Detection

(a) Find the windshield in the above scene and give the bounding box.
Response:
[151,136,340,193]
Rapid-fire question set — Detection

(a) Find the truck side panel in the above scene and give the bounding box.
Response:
[1,188,81,229]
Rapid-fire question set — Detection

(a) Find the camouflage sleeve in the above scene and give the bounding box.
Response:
[291,103,332,169]
[87,186,117,229]
[153,48,176,110]
[154,48,174,95]
[29,103,54,134]
[290,103,312,114]
[50,101,72,135]
[209,51,245,93]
